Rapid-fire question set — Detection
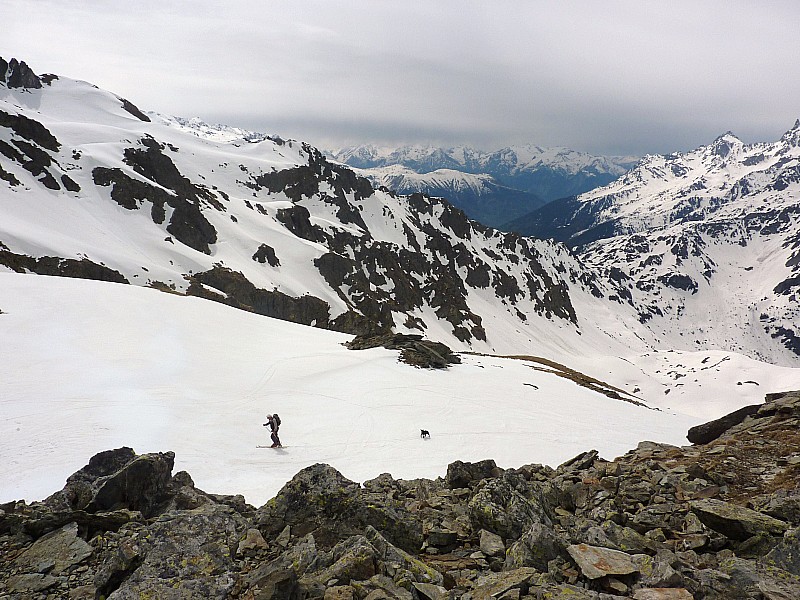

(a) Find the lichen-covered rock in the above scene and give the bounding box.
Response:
[255,463,422,552]
[691,498,790,540]
[566,543,639,579]
[100,503,244,599]
[13,521,92,574]
[478,528,505,558]
[504,522,566,571]
[468,474,551,541]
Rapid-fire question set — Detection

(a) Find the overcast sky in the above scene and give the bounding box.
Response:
[3,1,799,156]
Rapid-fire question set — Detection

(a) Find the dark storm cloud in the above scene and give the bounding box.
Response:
[3,0,799,155]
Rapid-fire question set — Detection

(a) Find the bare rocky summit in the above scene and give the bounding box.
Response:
[2,391,799,599]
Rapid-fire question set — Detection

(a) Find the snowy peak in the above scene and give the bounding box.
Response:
[509,123,800,364]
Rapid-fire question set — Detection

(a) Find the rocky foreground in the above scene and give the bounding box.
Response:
[2,392,799,599]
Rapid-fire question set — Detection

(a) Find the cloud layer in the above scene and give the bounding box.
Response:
[3,1,799,155]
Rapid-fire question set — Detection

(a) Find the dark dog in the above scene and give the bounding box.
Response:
[420,429,430,439]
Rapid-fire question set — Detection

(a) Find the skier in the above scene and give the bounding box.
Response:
[263,414,282,448]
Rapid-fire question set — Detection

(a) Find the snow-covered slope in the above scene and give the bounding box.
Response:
[6,273,800,506]
[328,143,638,203]
[510,125,800,364]
[0,59,650,363]
[352,164,546,229]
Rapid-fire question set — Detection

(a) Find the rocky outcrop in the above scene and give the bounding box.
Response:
[346,333,462,369]
[2,390,799,598]
[1,57,42,89]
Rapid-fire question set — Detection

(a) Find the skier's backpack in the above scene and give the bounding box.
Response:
[273,414,281,427]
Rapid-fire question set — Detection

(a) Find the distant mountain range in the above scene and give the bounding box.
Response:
[325,144,638,229]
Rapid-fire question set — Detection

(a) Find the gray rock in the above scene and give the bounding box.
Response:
[43,447,175,519]
[468,475,551,540]
[466,567,538,599]
[687,404,761,444]
[427,527,458,548]
[102,504,242,599]
[479,529,505,558]
[762,528,800,576]
[446,459,502,489]
[566,543,638,579]
[364,525,444,586]
[325,585,356,599]
[5,572,63,592]
[237,527,267,555]
[413,581,448,600]
[4,57,42,89]
[504,522,566,571]
[632,589,693,600]
[14,521,92,574]
[691,499,790,540]
[255,463,422,552]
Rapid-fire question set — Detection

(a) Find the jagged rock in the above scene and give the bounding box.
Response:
[325,585,356,599]
[364,525,444,586]
[557,449,600,473]
[13,521,92,574]
[759,491,800,525]
[445,459,502,489]
[42,447,174,519]
[412,581,448,600]
[98,503,243,599]
[468,474,552,541]
[572,520,656,555]
[504,522,566,571]
[346,333,461,369]
[237,527,267,555]
[427,527,458,549]
[255,464,422,552]
[305,534,378,585]
[691,499,790,540]
[566,543,639,579]
[3,57,42,89]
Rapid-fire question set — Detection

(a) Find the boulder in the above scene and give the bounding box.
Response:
[255,463,422,552]
[691,499,790,540]
[566,543,639,579]
[468,475,551,540]
[479,529,506,558]
[446,459,501,489]
[43,447,174,518]
[504,522,566,571]
[687,404,761,444]
[96,503,242,599]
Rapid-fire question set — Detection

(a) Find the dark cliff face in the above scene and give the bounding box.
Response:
[2,390,799,598]
[1,57,43,90]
